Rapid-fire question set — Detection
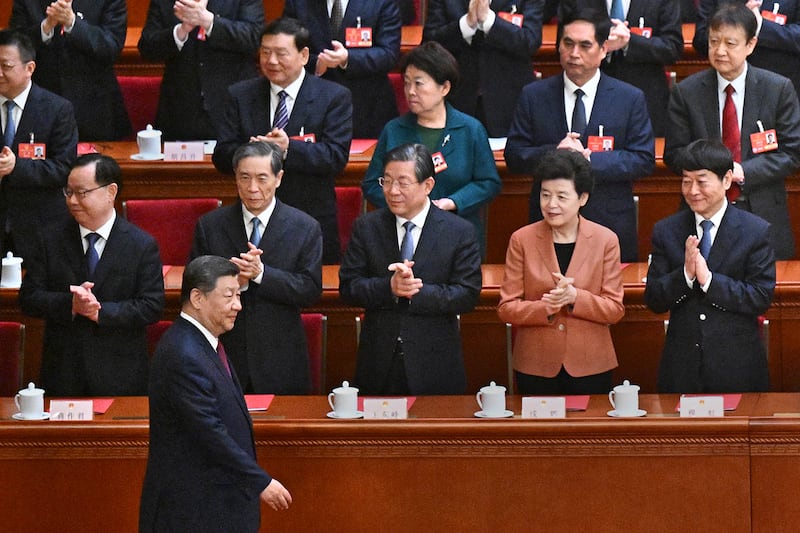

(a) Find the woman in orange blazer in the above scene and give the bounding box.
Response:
[498,150,625,394]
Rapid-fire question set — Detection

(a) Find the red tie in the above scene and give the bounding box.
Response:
[722,84,741,202]
[217,341,232,377]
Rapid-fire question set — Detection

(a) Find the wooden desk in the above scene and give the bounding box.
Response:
[7,394,800,532]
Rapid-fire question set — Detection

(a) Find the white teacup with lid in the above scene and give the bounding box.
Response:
[1,251,23,288]
[609,379,640,416]
[136,124,162,158]
[14,382,45,419]
[328,380,359,418]
[476,381,507,417]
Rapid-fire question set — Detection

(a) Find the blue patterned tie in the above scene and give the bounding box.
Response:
[85,233,100,278]
[610,0,625,20]
[572,89,586,137]
[4,100,15,148]
[400,221,415,261]
[250,217,261,246]
[699,219,713,259]
[273,90,289,130]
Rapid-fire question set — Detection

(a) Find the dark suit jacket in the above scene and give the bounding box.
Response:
[191,200,323,394]
[213,75,353,263]
[140,317,272,533]
[665,65,800,259]
[558,0,684,136]
[645,206,775,393]
[283,0,401,139]
[10,0,131,140]
[138,0,263,140]
[694,0,800,94]
[504,73,655,262]
[0,83,78,260]
[339,205,482,394]
[19,215,164,396]
[423,0,544,137]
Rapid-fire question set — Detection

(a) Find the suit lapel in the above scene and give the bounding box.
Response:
[531,222,560,275]
[707,206,742,269]
[564,217,595,279]
[92,216,127,287]
[260,201,292,258]
[61,221,87,281]
[251,79,271,135]
[586,76,614,136]
[287,76,315,136]
[741,67,761,156]
[15,85,41,146]
[221,204,249,252]
[700,71,721,138]
[313,0,333,42]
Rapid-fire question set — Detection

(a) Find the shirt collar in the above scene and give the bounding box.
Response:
[0,81,32,112]
[270,68,305,100]
[395,197,431,229]
[563,69,601,101]
[242,197,277,231]
[694,200,728,229]
[180,311,219,351]
[79,210,116,242]
[716,63,748,95]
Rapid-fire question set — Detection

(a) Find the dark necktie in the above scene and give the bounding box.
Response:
[699,219,713,260]
[722,84,741,202]
[4,100,15,149]
[217,341,232,378]
[250,217,261,246]
[610,0,625,20]
[85,232,100,278]
[330,0,344,36]
[572,89,586,137]
[273,90,289,130]
[400,221,415,261]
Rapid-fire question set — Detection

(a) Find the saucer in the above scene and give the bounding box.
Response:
[607,409,647,418]
[12,412,50,421]
[327,411,364,419]
[474,410,514,418]
[130,153,165,161]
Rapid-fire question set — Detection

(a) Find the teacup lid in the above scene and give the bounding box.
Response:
[481,380,506,392]
[18,382,44,396]
[2,251,22,265]
[615,379,639,392]
[334,380,358,393]
[139,124,161,135]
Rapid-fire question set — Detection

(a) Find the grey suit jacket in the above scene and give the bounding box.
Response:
[665,65,800,259]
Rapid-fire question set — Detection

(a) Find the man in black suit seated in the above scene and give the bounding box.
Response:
[339,143,482,395]
[19,154,164,396]
[140,255,291,533]
[214,18,353,264]
[10,0,131,140]
[192,142,323,395]
[0,29,78,261]
[645,139,775,393]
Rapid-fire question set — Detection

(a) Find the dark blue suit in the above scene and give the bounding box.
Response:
[190,200,323,394]
[213,75,353,264]
[138,0,263,140]
[339,205,482,394]
[10,0,131,140]
[19,215,164,395]
[694,0,800,95]
[665,65,800,259]
[423,0,544,137]
[140,317,272,533]
[645,206,775,393]
[505,73,655,262]
[558,0,684,136]
[283,0,401,139]
[0,83,78,261]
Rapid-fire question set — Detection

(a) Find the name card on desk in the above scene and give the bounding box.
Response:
[164,141,204,161]
[50,400,94,421]
[679,396,724,418]
[522,397,566,419]
[363,398,408,419]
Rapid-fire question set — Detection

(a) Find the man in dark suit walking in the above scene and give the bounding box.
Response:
[339,143,482,395]
[140,255,291,533]
[192,142,323,394]
[19,153,164,395]
[645,139,775,393]
[213,18,353,264]
[0,30,78,261]
[10,0,131,140]
[283,0,401,139]
[504,8,655,262]
[666,2,800,260]
[138,0,263,140]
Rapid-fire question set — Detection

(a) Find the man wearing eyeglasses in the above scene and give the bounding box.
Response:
[0,29,78,262]
[339,143,482,395]
[20,153,164,396]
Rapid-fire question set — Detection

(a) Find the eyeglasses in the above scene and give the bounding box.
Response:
[378,177,418,191]
[62,183,111,199]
